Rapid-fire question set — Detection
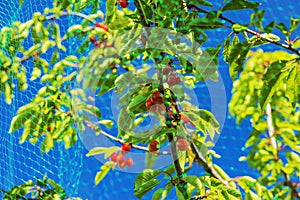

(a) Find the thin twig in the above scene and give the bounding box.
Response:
[191,5,300,56]
[20,11,96,63]
[84,120,170,155]
[45,11,97,24]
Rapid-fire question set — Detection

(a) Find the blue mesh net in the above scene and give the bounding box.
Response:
[0,0,299,199]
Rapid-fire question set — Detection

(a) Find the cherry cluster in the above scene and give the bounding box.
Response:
[110,143,133,169]
[148,138,189,153]
[89,22,113,48]
[163,65,181,86]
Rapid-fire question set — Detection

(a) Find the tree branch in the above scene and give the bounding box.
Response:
[190,142,229,186]
[20,11,96,63]
[84,120,170,155]
[191,5,300,56]
[266,103,300,199]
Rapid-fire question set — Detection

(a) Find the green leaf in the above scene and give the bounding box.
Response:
[286,66,298,106]
[170,85,185,101]
[97,120,114,129]
[64,24,83,39]
[259,60,288,111]
[127,93,150,113]
[94,161,114,185]
[212,164,232,184]
[226,187,242,199]
[42,132,54,153]
[189,18,224,30]
[146,151,159,169]
[134,179,161,198]
[73,103,102,119]
[30,67,42,81]
[222,0,260,11]
[19,120,31,144]
[117,107,133,137]
[290,17,300,33]
[227,41,252,79]
[232,24,248,32]
[181,109,220,138]
[86,146,120,158]
[164,165,176,178]
[135,169,162,188]
[183,176,202,190]
[264,21,276,33]
[9,108,35,133]
[222,36,231,62]
[189,0,212,7]
[276,22,289,37]
[176,182,189,200]
[114,72,157,94]
[106,0,117,24]
[97,73,118,96]
[152,188,165,200]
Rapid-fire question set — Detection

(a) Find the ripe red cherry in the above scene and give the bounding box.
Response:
[104,41,114,47]
[168,110,173,117]
[118,0,129,8]
[89,36,96,43]
[146,98,153,110]
[181,115,195,126]
[148,140,159,153]
[151,91,164,104]
[110,153,118,162]
[117,154,124,164]
[181,115,190,123]
[176,138,189,151]
[124,158,133,167]
[163,65,173,75]
[167,74,181,86]
[94,41,101,48]
[149,104,166,115]
[121,143,131,154]
[141,34,147,45]
[118,161,126,169]
[95,22,108,32]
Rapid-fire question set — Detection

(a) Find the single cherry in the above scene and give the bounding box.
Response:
[151,91,164,104]
[148,140,159,153]
[167,74,181,86]
[94,41,101,48]
[118,0,129,8]
[95,22,108,32]
[104,41,114,47]
[117,154,124,164]
[181,115,195,126]
[89,36,96,43]
[176,138,189,151]
[146,98,153,110]
[118,161,126,169]
[110,153,118,162]
[141,34,147,45]
[150,104,166,115]
[163,65,173,75]
[124,158,133,167]
[121,143,131,154]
